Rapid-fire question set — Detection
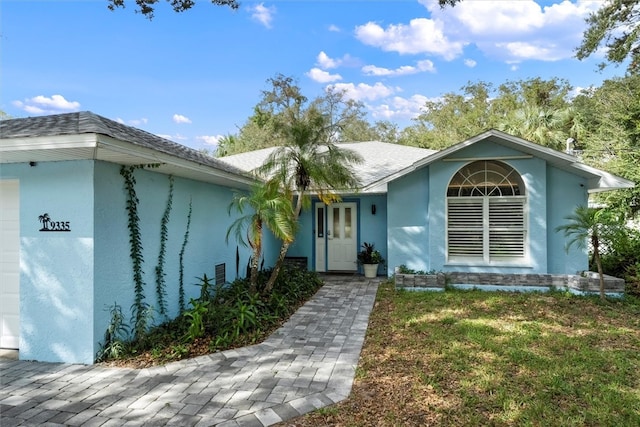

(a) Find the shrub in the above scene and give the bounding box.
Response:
[599,226,640,296]
[97,265,323,363]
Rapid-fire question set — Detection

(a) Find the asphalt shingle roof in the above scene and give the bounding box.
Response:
[0,111,247,176]
[218,141,438,191]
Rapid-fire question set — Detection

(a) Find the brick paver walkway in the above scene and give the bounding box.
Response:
[0,276,379,426]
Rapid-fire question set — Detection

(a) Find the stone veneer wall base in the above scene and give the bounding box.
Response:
[395,272,625,294]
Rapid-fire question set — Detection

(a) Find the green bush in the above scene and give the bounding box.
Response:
[599,226,640,296]
[97,265,323,363]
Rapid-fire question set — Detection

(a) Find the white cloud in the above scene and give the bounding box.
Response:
[317,51,339,69]
[369,94,430,121]
[328,24,340,32]
[249,3,275,29]
[173,114,192,124]
[306,68,342,83]
[464,59,477,68]
[439,0,545,36]
[315,51,359,70]
[13,94,80,115]
[355,19,464,60]
[157,133,187,141]
[328,82,397,102]
[498,41,565,62]
[114,117,148,126]
[197,135,223,146]
[358,0,602,65]
[362,59,435,77]
[128,118,148,126]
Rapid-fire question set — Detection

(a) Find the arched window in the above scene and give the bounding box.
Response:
[447,160,527,263]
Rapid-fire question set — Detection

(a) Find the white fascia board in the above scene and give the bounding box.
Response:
[96,135,257,187]
[0,134,98,152]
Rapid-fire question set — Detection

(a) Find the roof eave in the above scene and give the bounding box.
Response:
[0,133,256,188]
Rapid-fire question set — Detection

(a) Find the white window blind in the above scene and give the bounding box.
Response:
[446,161,527,263]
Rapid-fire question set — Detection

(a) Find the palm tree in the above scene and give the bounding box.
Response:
[256,112,362,293]
[252,75,364,294]
[497,104,571,150]
[38,213,50,230]
[226,180,296,293]
[555,206,622,300]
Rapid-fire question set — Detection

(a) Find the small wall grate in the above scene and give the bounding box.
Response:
[215,263,226,285]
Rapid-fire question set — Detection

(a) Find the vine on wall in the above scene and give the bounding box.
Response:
[178,197,193,313]
[155,175,174,317]
[119,165,149,340]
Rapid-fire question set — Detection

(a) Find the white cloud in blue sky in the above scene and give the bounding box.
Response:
[1,0,624,149]
[362,59,436,77]
[173,114,192,124]
[12,95,80,115]
[248,3,275,29]
[306,68,342,84]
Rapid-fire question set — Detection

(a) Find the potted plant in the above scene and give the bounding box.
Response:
[357,242,384,278]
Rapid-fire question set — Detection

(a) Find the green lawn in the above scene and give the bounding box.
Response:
[285,282,640,426]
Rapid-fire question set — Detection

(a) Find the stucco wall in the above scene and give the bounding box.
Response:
[0,159,253,364]
[358,194,388,275]
[388,168,430,273]
[93,162,252,360]
[1,160,95,364]
[546,166,589,274]
[387,139,588,276]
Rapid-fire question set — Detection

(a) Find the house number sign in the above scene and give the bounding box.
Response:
[38,213,71,232]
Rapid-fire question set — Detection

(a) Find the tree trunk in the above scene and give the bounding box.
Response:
[592,235,605,301]
[263,192,304,295]
[249,248,259,294]
[263,241,291,295]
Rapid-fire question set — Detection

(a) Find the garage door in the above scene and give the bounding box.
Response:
[0,180,20,349]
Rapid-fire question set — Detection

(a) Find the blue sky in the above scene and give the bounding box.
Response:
[1,0,626,151]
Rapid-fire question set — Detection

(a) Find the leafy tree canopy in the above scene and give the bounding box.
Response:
[401,77,575,150]
[572,74,640,217]
[218,75,388,156]
[575,0,640,73]
[107,0,238,19]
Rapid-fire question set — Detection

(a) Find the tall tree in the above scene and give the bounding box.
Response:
[226,180,296,293]
[403,81,494,149]
[107,0,238,19]
[497,104,576,150]
[402,78,574,150]
[575,0,640,73]
[572,75,640,218]
[254,75,363,293]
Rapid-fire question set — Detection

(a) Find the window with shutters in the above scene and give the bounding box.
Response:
[446,160,527,263]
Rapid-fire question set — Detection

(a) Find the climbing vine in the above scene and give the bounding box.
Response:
[155,175,174,317]
[178,197,193,313]
[120,165,149,340]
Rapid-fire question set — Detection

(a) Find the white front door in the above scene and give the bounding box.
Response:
[0,180,20,349]
[327,202,358,271]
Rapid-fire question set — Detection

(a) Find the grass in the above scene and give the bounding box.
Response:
[280,282,640,426]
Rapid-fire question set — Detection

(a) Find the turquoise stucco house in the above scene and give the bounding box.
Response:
[0,112,634,364]
[220,130,634,278]
[0,112,258,364]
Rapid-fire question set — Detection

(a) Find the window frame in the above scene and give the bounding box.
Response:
[445,161,528,265]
